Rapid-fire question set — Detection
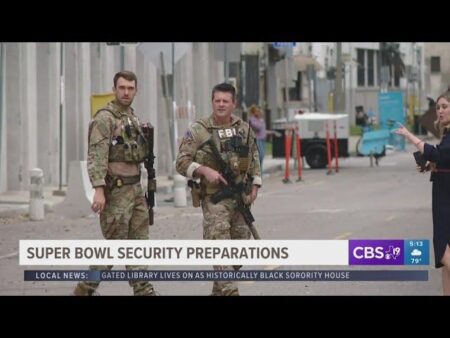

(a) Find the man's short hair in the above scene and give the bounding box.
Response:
[114,71,138,88]
[211,82,236,101]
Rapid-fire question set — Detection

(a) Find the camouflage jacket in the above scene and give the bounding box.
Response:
[87,99,145,188]
[176,114,262,194]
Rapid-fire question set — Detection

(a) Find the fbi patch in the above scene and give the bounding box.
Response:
[217,128,237,139]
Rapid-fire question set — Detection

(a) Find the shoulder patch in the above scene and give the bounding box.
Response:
[184,130,194,140]
[190,121,211,144]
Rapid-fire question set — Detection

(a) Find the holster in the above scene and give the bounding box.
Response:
[188,180,202,207]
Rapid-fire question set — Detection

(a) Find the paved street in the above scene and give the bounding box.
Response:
[0,145,441,295]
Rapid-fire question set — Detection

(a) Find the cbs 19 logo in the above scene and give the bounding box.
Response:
[353,246,401,260]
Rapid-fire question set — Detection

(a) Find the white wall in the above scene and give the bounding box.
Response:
[5,43,21,190]
[193,43,211,118]
[77,43,91,160]
[0,42,227,191]
[0,43,6,192]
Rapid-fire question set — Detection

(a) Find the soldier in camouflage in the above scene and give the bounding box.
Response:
[73,71,157,296]
[176,83,262,296]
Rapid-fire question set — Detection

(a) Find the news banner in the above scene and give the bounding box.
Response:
[20,239,430,282]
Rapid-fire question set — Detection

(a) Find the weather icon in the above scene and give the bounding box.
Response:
[411,249,422,256]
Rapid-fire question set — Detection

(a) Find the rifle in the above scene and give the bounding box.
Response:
[206,138,261,240]
[142,123,156,225]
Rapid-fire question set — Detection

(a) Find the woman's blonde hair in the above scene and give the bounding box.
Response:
[249,104,263,118]
[433,90,450,138]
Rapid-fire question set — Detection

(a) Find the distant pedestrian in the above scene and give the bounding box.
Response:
[248,104,280,169]
[248,105,267,169]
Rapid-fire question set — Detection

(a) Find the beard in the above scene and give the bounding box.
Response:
[118,97,132,107]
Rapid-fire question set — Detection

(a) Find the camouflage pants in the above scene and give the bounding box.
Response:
[77,182,155,296]
[202,195,251,296]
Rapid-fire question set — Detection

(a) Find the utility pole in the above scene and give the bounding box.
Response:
[120,46,125,70]
[284,55,290,120]
[0,43,3,192]
[171,42,177,165]
[334,42,344,112]
[379,42,389,93]
[172,42,175,99]
[160,52,175,166]
[307,64,313,112]
[224,43,228,82]
[348,42,353,118]
[417,44,422,116]
[54,42,65,196]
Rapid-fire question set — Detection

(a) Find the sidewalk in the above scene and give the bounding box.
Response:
[0,186,71,218]
[0,177,172,218]
[0,160,283,218]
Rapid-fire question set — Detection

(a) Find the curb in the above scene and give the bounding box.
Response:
[0,205,28,218]
[0,202,57,219]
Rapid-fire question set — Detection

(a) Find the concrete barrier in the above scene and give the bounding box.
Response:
[55,161,94,218]
[29,168,45,220]
[173,173,187,207]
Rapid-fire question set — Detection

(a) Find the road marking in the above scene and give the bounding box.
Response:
[385,215,396,221]
[0,251,18,260]
[334,232,353,240]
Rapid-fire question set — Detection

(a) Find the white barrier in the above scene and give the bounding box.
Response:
[55,161,94,218]
[173,173,187,207]
[172,101,196,207]
[29,168,45,221]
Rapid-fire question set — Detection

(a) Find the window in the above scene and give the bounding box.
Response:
[357,49,365,87]
[288,71,302,101]
[431,56,440,73]
[367,50,374,86]
[356,48,379,87]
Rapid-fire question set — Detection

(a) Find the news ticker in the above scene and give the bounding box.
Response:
[20,239,429,266]
[24,270,429,282]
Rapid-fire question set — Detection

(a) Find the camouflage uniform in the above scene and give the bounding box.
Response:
[176,114,262,296]
[75,99,155,296]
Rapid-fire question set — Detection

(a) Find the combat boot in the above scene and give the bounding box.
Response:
[73,283,97,296]
[132,282,158,296]
[221,288,240,296]
[211,280,239,296]
[210,285,240,296]
[210,290,240,296]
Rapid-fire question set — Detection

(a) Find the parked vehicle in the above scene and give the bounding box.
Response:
[272,113,349,169]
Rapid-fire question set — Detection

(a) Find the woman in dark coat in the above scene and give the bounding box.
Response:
[394,90,450,295]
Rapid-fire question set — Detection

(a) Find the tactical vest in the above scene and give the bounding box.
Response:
[94,105,148,163]
[194,116,252,193]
